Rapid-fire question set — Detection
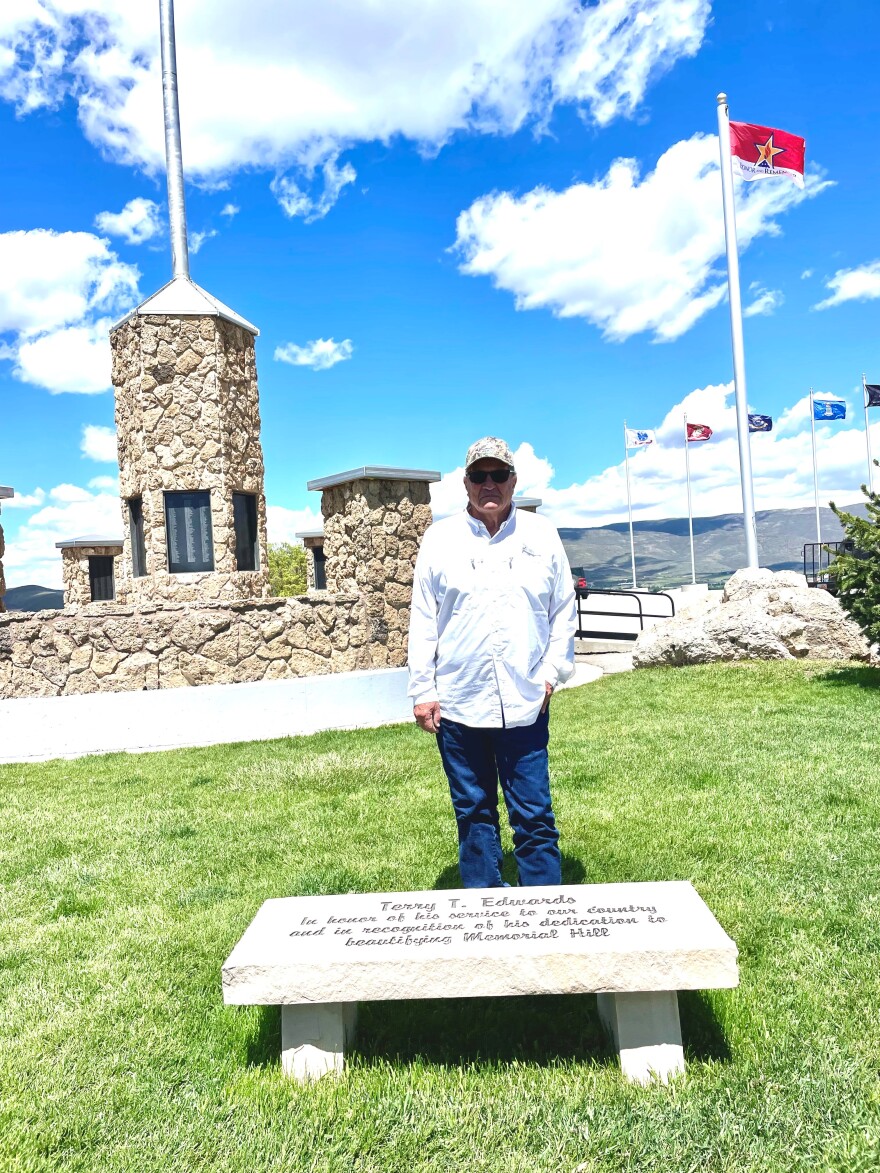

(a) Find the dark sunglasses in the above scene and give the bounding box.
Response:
[467,468,512,484]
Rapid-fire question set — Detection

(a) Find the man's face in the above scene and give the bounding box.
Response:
[464,457,517,520]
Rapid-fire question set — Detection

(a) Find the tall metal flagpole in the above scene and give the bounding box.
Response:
[684,414,696,585]
[623,423,638,589]
[159,0,190,279]
[864,374,875,493]
[716,94,759,569]
[809,387,822,544]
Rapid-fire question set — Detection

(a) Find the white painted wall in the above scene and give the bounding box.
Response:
[0,663,602,766]
[0,668,413,765]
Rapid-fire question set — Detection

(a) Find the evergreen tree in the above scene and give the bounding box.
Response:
[829,461,880,648]
[267,542,308,597]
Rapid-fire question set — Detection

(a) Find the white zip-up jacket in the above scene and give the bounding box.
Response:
[407,505,577,728]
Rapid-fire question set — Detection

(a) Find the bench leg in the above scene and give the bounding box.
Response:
[596,991,684,1084]
[280,1002,358,1081]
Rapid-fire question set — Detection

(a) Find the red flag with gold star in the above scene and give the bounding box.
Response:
[729,121,805,188]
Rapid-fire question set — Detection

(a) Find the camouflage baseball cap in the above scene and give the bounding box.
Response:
[465,436,515,470]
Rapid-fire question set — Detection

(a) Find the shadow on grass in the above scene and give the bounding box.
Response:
[338,990,728,1071]
[433,852,587,890]
[813,666,880,690]
[678,990,731,1062]
[245,1006,280,1068]
[354,993,611,1068]
[242,981,730,1073]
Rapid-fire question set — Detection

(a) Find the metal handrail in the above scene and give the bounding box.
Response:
[574,587,675,640]
[803,541,851,589]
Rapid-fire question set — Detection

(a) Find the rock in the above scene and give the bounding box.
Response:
[723,567,809,602]
[634,568,869,668]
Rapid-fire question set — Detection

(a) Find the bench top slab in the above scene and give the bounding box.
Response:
[223,881,738,1005]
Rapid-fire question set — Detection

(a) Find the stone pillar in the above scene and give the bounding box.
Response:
[514,497,542,514]
[56,539,124,607]
[307,467,440,666]
[111,311,270,604]
[295,529,326,592]
[0,486,11,614]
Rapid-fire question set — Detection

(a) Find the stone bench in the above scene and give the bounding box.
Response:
[222,880,738,1084]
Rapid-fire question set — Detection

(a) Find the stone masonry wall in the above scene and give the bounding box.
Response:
[321,478,433,667]
[0,595,376,698]
[0,506,5,614]
[61,546,124,607]
[112,314,270,604]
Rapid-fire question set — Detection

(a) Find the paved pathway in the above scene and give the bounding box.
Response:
[556,651,633,694]
[574,651,633,675]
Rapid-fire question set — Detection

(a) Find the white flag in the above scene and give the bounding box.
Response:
[625,428,655,448]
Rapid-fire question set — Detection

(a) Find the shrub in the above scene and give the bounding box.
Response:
[829,462,880,648]
[267,541,308,597]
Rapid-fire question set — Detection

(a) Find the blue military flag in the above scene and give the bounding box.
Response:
[748,413,772,432]
[865,384,880,408]
[813,396,846,421]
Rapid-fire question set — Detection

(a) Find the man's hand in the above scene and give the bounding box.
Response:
[541,681,554,713]
[414,701,442,734]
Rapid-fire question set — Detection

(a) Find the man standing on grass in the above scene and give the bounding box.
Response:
[407,437,577,888]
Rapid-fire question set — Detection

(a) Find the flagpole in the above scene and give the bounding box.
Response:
[809,387,822,545]
[716,93,759,569]
[623,423,638,589]
[684,414,696,585]
[864,374,875,493]
[159,0,190,279]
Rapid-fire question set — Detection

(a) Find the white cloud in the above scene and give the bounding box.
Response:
[81,423,117,462]
[220,203,239,218]
[0,1,709,197]
[266,503,324,544]
[1,481,122,589]
[272,157,357,221]
[455,135,830,342]
[814,260,880,310]
[190,227,218,254]
[801,269,813,279]
[88,474,118,491]
[0,229,139,393]
[15,316,117,394]
[0,229,138,335]
[743,286,783,318]
[275,337,353,371]
[94,196,162,244]
[0,488,47,509]
[430,382,876,529]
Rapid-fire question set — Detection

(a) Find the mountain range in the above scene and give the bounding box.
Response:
[561,501,869,590]
[3,585,64,612]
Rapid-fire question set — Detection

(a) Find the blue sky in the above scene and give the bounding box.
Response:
[2,0,880,587]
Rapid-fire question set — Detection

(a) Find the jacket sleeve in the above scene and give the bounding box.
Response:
[538,539,577,687]
[407,542,440,704]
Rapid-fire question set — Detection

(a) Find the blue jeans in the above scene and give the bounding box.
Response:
[436,708,562,888]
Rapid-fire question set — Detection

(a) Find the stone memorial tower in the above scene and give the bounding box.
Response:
[307,467,439,666]
[111,287,269,605]
[111,0,269,605]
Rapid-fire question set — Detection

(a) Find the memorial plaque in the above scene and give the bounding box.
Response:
[165,490,214,574]
[222,881,738,1006]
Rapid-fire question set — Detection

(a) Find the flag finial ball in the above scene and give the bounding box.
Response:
[716,92,727,105]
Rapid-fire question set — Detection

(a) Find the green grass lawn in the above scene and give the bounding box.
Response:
[1,661,879,1172]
